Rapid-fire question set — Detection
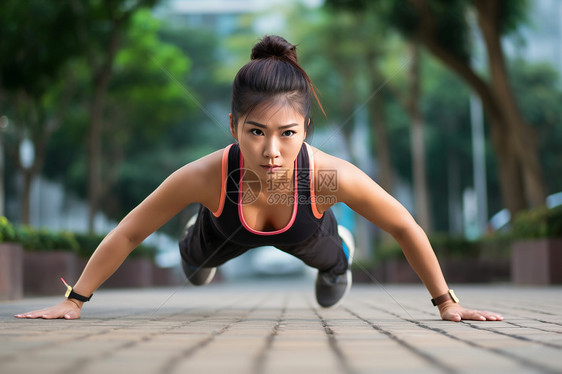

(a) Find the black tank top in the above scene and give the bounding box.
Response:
[208,142,325,246]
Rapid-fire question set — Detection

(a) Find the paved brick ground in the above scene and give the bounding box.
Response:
[1,280,561,374]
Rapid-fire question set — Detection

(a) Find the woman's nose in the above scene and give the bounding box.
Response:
[263,138,280,159]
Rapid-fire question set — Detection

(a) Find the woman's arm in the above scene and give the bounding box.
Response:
[15,150,224,319]
[313,149,503,322]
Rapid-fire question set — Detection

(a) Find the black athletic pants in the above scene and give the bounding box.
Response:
[178,205,349,277]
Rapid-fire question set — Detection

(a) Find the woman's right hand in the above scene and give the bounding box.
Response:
[14,299,82,320]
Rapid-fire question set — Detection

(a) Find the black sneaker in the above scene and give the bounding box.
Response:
[182,262,217,286]
[315,225,355,308]
[181,214,217,286]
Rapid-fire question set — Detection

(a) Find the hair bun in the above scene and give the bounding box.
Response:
[251,35,298,64]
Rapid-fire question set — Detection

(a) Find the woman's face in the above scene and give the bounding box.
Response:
[230,102,307,181]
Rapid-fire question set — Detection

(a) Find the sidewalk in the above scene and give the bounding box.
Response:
[0,280,561,374]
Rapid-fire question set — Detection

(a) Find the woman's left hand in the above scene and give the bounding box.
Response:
[439,301,504,322]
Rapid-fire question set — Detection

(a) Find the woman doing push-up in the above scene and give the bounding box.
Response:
[16,35,503,322]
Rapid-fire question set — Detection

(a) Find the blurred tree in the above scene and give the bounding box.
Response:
[509,60,562,197]
[381,41,432,232]
[0,0,83,224]
[284,6,396,193]
[422,55,473,233]
[158,22,233,150]
[43,14,236,236]
[43,9,194,230]
[69,0,160,233]
[286,6,436,230]
[406,43,431,232]
[98,10,193,219]
[326,0,546,218]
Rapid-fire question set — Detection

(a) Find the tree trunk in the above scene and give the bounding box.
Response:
[87,93,103,233]
[370,92,394,193]
[474,0,546,209]
[366,52,394,194]
[407,43,431,232]
[408,0,533,217]
[87,19,122,233]
[14,95,52,226]
[20,170,32,225]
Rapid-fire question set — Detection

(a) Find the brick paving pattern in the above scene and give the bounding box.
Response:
[1,281,561,374]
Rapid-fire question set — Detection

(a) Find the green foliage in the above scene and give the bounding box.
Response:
[134,243,158,260]
[326,0,473,62]
[0,217,17,243]
[73,232,156,260]
[15,226,79,252]
[511,206,562,239]
[375,240,403,261]
[431,234,511,259]
[497,0,531,35]
[373,233,512,263]
[110,9,193,140]
[510,59,562,195]
[0,0,82,96]
[43,7,204,228]
[73,233,106,258]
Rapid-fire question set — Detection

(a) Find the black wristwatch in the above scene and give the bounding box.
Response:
[61,278,92,302]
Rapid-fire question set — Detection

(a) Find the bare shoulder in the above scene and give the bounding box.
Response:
[172,147,225,208]
[307,144,361,182]
[307,144,413,234]
[306,144,365,213]
[176,148,223,180]
[113,147,228,245]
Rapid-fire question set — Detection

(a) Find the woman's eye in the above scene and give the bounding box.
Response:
[282,130,295,137]
[250,129,264,136]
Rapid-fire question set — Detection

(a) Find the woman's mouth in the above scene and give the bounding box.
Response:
[261,164,282,173]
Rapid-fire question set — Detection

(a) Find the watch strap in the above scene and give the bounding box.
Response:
[431,289,459,306]
[68,289,92,302]
[61,278,92,302]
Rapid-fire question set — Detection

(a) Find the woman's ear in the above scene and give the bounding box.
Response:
[229,114,238,141]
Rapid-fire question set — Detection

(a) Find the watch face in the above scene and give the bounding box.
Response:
[61,278,72,298]
[449,290,459,303]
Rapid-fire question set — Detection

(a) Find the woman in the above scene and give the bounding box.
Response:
[16,35,503,322]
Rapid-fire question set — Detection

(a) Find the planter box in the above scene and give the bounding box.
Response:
[352,259,423,284]
[353,258,510,284]
[442,258,510,283]
[0,243,23,300]
[511,238,562,285]
[103,258,153,289]
[23,251,78,296]
[152,264,182,287]
[384,259,421,283]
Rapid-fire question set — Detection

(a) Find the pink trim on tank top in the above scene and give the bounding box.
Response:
[238,153,298,235]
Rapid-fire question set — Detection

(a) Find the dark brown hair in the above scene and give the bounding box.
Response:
[231,35,324,130]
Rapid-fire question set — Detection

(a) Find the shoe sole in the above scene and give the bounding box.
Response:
[183,214,199,237]
[319,270,352,309]
[338,225,355,306]
[198,267,217,286]
[183,213,217,286]
[320,226,355,308]
[338,225,355,265]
